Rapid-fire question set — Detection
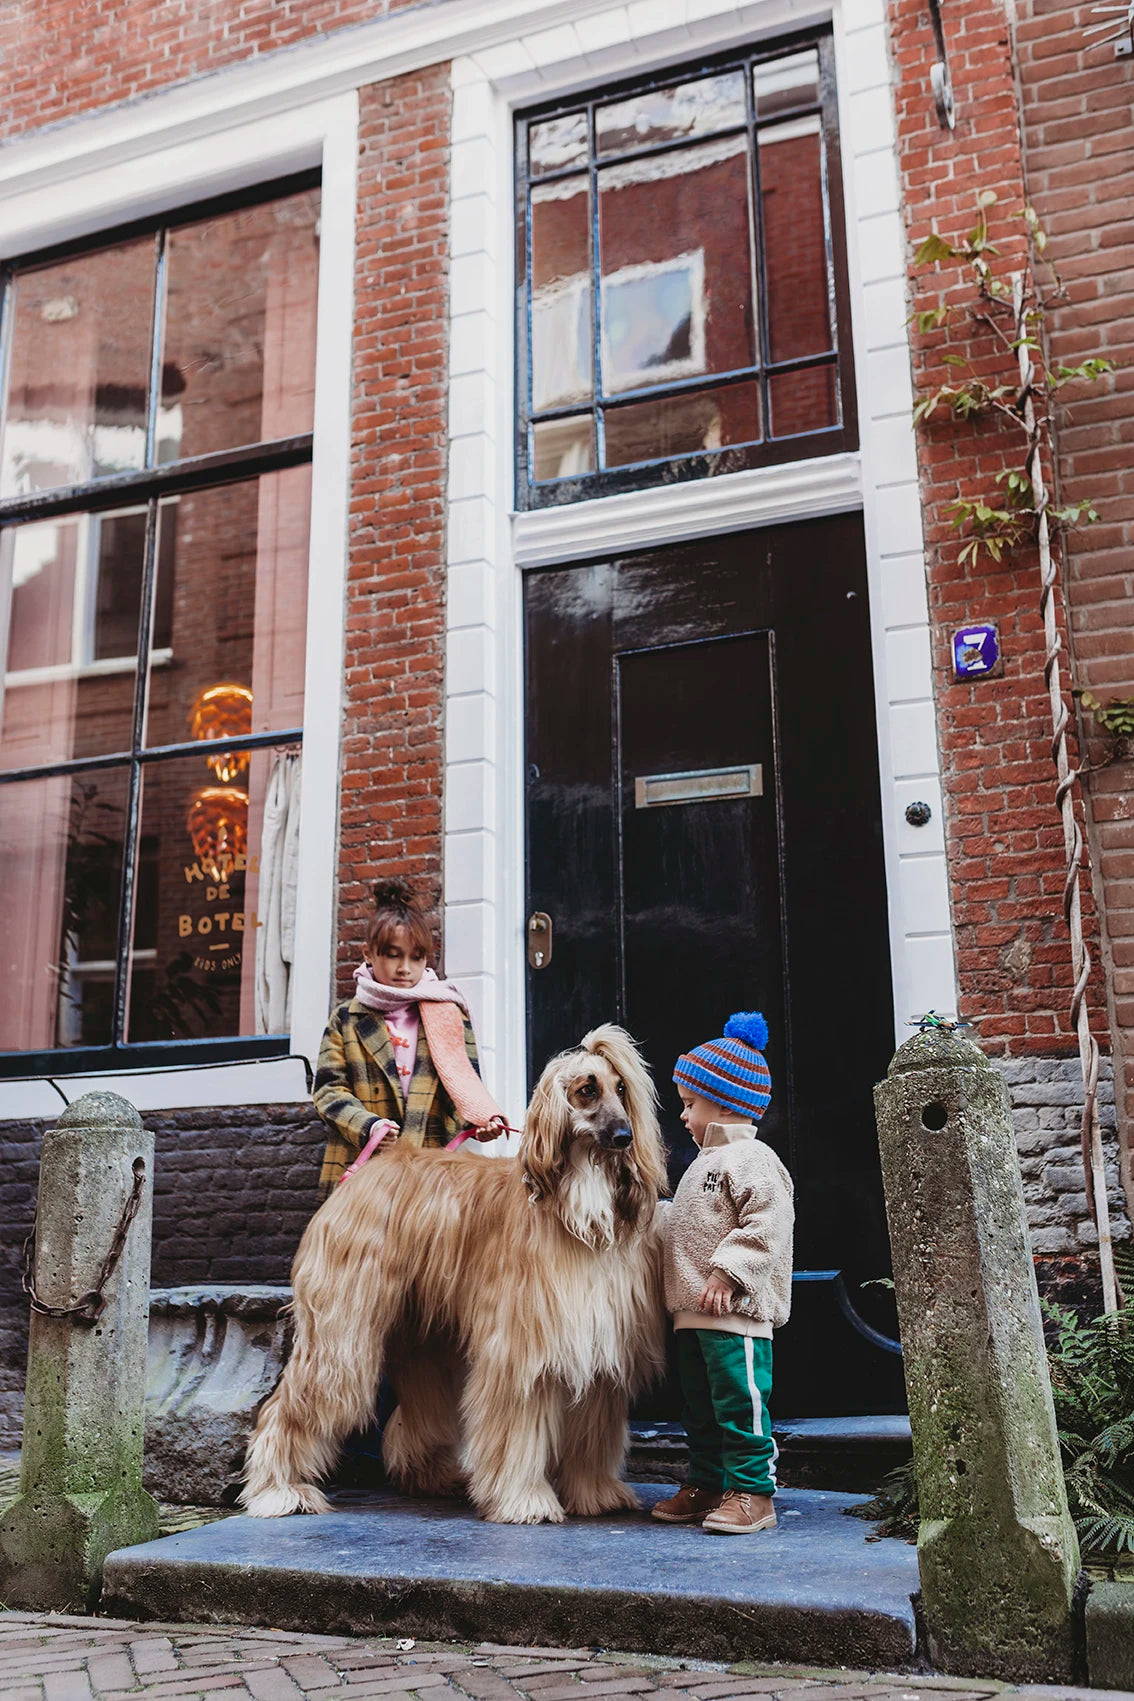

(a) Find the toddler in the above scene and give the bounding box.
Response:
[313,878,504,1197]
[653,1011,794,1535]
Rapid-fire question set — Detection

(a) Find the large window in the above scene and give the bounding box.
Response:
[0,176,320,1073]
[515,32,855,506]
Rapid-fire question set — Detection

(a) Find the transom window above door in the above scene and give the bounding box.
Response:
[515,32,856,507]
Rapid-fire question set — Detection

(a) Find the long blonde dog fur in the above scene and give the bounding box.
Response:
[241,1024,668,1524]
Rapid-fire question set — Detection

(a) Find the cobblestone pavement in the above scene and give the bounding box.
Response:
[1,1613,1128,1701]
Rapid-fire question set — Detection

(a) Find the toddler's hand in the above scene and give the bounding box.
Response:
[698,1271,738,1317]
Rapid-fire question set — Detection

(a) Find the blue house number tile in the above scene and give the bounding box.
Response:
[953,623,1000,680]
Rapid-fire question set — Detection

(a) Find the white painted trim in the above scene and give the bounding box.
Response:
[0,93,358,1118]
[513,452,863,569]
[444,0,957,1098]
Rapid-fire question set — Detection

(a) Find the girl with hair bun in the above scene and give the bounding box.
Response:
[312,876,505,1196]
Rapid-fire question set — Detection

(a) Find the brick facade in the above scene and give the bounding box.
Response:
[336,67,453,1000]
[885,0,1132,1254]
[0,0,424,140]
[1014,0,1134,1207]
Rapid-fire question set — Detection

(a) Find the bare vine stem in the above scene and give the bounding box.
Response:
[1011,274,1118,1314]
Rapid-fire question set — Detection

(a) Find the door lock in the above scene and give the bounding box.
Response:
[527,912,553,970]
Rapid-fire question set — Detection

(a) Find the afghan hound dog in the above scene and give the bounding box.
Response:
[241,1024,668,1525]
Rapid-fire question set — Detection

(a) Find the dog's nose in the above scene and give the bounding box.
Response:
[608,1125,633,1149]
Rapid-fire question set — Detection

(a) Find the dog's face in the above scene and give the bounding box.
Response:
[521,1025,669,1235]
[561,1054,634,1151]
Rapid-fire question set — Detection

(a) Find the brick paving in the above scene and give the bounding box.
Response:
[1,1614,1124,1701]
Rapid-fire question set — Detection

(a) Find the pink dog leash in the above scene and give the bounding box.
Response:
[338,1119,520,1183]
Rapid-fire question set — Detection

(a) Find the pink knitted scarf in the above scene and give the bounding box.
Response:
[352,964,504,1130]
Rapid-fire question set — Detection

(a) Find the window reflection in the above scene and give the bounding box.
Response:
[754,51,820,119]
[604,381,761,468]
[0,241,155,497]
[520,39,848,495]
[160,190,320,462]
[530,113,589,176]
[759,118,833,366]
[144,467,310,750]
[0,768,129,1050]
[0,511,152,770]
[598,138,755,394]
[530,178,593,413]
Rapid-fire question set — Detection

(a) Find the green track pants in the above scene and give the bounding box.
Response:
[676,1329,777,1496]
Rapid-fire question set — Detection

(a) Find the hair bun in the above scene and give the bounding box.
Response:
[723,1011,769,1050]
[372,877,420,910]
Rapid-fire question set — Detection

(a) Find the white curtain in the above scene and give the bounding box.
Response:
[254,750,301,1035]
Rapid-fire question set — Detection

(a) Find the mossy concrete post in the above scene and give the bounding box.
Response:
[0,1092,160,1609]
[874,1028,1080,1682]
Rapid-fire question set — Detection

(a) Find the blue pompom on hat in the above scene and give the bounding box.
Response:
[673,1011,772,1122]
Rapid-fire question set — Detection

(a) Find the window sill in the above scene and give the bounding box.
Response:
[511,447,863,569]
[0,1045,313,1120]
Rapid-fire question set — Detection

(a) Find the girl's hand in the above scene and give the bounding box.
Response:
[472,1116,508,1142]
[698,1271,738,1316]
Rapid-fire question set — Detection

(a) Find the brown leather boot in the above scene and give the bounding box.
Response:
[701,1490,777,1534]
[651,1483,724,1523]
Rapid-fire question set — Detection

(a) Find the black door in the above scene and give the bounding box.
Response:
[524,513,905,1416]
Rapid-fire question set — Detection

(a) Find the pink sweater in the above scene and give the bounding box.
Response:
[383,1003,420,1097]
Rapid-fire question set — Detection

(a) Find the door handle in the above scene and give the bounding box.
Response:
[527,912,553,970]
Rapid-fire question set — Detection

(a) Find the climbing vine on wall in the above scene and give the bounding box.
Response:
[910,191,1122,1313]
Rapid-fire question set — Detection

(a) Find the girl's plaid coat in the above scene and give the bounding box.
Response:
[313,998,481,1196]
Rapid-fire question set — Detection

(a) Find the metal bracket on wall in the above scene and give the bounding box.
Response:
[927,0,956,128]
[1086,0,1134,55]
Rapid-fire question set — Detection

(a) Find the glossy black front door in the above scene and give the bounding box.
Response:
[524,513,905,1416]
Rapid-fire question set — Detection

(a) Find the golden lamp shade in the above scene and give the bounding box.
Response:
[187,786,249,883]
[189,683,253,783]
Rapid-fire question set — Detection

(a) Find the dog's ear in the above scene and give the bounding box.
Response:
[581,1024,670,1209]
[520,1057,573,1202]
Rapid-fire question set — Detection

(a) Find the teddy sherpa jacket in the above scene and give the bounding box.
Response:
[663,1122,794,1338]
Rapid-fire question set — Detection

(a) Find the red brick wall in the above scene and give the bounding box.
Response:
[335,67,453,998]
[1014,0,1134,1157]
[0,0,422,141]
[887,0,1109,1056]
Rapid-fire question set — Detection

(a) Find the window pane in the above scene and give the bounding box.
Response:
[143,466,310,750]
[530,113,588,176]
[1,512,142,770]
[530,178,593,413]
[603,380,761,468]
[0,240,155,497]
[598,138,755,396]
[596,72,746,155]
[754,50,820,119]
[533,417,594,482]
[160,188,320,463]
[125,745,296,1041]
[768,365,838,437]
[759,117,833,364]
[0,768,129,1051]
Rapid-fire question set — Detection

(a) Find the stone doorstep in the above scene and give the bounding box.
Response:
[101,1482,919,1673]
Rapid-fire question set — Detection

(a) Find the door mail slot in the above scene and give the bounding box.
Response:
[634,763,763,809]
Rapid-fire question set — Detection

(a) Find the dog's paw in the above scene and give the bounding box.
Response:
[240,1482,332,1518]
[560,1475,641,1517]
[481,1485,566,1524]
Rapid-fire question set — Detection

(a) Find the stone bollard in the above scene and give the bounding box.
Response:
[0,1092,160,1609]
[874,1028,1080,1682]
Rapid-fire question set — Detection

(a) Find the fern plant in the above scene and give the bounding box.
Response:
[1044,1296,1134,1562]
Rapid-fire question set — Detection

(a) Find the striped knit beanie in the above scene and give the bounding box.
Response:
[674,1012,772,1122]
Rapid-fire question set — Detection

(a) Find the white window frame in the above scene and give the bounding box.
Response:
[0,93,358,1115]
